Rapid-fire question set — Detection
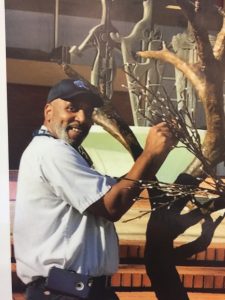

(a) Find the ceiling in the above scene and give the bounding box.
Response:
[5,0,222,35]
[5,0,222,87]
[5,0,187,63]
[5,0,185,26]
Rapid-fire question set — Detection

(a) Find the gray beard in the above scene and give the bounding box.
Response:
[54,125,75,146]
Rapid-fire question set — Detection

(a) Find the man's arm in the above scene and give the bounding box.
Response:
[87,122,176,221]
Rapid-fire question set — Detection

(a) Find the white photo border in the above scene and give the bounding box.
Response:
[0,1,13,299]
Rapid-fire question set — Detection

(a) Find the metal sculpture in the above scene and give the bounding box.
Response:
[69,0,119,100]
[111,0,164,126]
[172,21,215,127]
[68,0,164,126]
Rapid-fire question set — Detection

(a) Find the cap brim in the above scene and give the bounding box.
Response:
[52,90,103,107]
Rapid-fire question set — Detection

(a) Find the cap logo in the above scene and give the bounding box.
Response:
[73,80,89,90]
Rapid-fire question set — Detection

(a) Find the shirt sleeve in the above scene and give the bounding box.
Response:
[39,139,116,213]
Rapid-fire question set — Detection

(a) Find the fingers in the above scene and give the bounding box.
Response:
[152,122,170,136]
[154,122,178,146]
[154,121,170,131]
[153,123,175,145]
[154,122,172,136]
[144,122,176,159]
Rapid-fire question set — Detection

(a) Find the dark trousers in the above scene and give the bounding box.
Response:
[25,279,119,300]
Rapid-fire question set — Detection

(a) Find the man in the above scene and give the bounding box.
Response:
[14,79,175,300]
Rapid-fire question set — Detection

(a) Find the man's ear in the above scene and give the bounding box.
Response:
[44,103,53,122]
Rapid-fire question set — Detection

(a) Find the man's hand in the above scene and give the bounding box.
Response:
[88,122,177,221]
[144,122,176,160]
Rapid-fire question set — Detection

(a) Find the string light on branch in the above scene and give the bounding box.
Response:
[194,0,200,12]
[120,176,223,223]
[122,65,225,198]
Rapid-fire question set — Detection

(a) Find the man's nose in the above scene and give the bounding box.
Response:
[74,109,86,123]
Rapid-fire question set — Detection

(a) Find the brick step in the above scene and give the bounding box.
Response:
[11,238,225,266]
[110,264,225,291]
[13,291,225,300]
[116,291,225,300]
[119,239,225,266]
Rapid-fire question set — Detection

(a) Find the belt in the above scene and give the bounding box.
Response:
[28,275,109,287]
[27,274,109,298]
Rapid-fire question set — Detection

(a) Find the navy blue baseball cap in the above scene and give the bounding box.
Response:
[47,79,103,107]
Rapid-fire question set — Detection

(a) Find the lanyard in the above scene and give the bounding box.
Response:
[32,128,93,167]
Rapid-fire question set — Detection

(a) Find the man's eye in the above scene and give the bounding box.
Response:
[67,106,77,112]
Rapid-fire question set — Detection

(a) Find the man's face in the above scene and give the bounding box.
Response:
[44,96,95,147]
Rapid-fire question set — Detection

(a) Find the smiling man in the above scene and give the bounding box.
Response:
[44,80,100,148]
[14,79,175,300]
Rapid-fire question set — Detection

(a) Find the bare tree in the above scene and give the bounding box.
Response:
[133,2,225,299]
[138,0,225,178]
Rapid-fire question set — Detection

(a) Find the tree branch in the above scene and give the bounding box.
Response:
[137,48,206,102]
[176,0,215,65]
[213,7,225,63]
